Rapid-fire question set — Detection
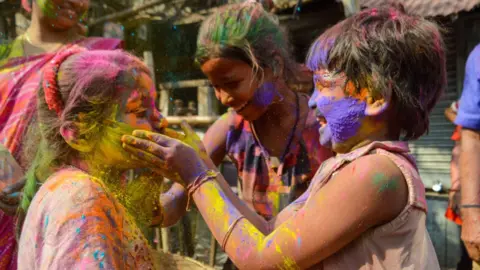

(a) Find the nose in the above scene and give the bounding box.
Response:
[308,91,318,109]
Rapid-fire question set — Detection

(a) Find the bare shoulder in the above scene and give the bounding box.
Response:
[35,169,110,214]
[321,153,408,225]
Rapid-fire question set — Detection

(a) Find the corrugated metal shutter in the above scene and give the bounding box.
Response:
[409,24,458,189]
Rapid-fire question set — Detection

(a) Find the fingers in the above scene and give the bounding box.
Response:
[163,128,186,141]
[0,192,21,206]
[122,135,168,156]
[129,130,173,147]
[122,143,167,169]
[180,121,195,137]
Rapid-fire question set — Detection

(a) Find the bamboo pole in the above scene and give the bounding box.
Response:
[208,234,216,267]
[161,227,170,253]
[165,116,218,126]
[88,0,170,27]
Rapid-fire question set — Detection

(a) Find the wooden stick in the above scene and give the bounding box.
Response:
[165,116,219,126]
[88,0,171,27]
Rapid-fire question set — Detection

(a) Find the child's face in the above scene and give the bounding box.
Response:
[308,69,376,153]
[201,57,278,121]
[36,0,89,30]
[117,71,165,133]
[98,71,166,169]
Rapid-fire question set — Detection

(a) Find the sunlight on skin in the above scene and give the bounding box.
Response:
[190,179,303,269]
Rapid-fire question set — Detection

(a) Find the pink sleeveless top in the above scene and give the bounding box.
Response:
[291,141,440,269]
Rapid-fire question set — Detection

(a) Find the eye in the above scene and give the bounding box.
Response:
[224,81,240,89]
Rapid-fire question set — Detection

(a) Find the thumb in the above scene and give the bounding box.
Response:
[180,121,196,138]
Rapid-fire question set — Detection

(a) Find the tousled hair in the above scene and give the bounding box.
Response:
[306,4,447,140]
[195,2,307,90]
[17,50,150,237]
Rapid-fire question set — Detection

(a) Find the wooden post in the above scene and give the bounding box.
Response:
[159,85,171,116]
[143,50,157,84]
[208,233,217,266]
[161,227,170,253]
[197,86,213,116]
[155,228,162,251]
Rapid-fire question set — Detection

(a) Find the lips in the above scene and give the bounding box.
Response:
[316,111,327,126]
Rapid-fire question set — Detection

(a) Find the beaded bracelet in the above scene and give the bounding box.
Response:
[185,170,219,211]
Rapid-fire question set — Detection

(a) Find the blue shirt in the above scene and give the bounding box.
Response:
[456,44,480,130]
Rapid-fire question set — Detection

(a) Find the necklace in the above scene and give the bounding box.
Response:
[250,91,301,170]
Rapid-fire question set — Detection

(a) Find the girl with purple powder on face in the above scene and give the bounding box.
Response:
[123,4,445,269]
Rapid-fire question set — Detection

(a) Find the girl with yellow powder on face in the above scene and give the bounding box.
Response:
[0,1,123,268]
[123,4,445,269]
[16,48,188,269]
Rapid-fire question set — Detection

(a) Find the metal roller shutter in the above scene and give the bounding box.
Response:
[409,24,458,190]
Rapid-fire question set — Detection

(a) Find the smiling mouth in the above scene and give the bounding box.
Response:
[316,111,327,127]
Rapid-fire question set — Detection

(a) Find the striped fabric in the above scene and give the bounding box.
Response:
[225,93,333,219]
[0,36,123,270]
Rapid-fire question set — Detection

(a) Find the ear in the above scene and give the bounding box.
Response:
[364,95,390,116]
[60,124,95,153]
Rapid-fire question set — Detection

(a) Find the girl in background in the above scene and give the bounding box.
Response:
[198,1,333,224]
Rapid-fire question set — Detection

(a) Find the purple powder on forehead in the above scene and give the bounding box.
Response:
[316,96,366,143]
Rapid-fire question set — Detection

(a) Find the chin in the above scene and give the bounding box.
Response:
[47,18,78,31]
[237,105,268,122]
[331,142,354,154]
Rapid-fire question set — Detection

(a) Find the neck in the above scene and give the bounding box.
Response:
[347,120,392,152]
[69,157,123,183]
[26,21,76,45]
[255,81,299,129]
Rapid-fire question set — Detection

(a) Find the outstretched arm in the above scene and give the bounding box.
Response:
[123,126,408,269]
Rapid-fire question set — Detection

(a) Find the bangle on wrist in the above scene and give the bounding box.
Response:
[221,216,245,251]
[185,170,219,211]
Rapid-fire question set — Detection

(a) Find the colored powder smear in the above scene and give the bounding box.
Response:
[372,173,399,193]
[251,82,277,108]
[313,95,367,144]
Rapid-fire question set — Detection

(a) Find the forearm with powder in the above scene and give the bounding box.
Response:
[189,171,287,269]
[202,157,271,234]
